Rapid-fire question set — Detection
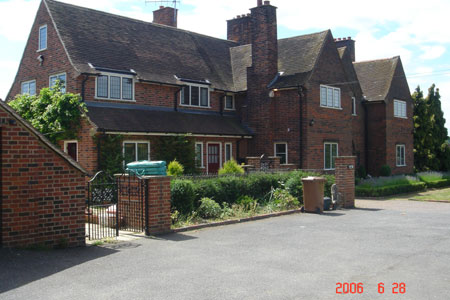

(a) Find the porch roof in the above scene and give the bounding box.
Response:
[85,101,253,138]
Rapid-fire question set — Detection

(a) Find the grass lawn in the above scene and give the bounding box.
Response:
[409,188,450,202]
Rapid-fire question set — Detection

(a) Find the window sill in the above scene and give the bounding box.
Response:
[37,48,47,53]
[394,116,408,119]
[224,108,236,111]
[324,168,336,171]
[396,165,406,167]
[95,97,136,102]
[320,106,342,111]
[352,114,357,116]
[179,104,211,109]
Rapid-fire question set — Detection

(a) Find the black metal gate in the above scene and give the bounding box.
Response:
[86,171,146,240]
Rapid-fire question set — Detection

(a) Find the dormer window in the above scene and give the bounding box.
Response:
[96,73,134,101]
[180,84,210,107]
[38,25,47,51]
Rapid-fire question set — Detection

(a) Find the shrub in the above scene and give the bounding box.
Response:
[167,159,184,177]
[237,195,258,211]
[417,171,450,188]
[218,159,244,175]
[356,182,426,197]
[197,197,222,219]
[271,188,299,210]
[379,165,391,177]
[356,165,367,179]
[170,180,195,214]
[358,175,420,188]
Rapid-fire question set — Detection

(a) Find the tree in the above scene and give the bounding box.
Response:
[413,84,450,171]
[9,82,87,144]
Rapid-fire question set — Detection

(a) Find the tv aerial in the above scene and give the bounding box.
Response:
[145,0,180,10]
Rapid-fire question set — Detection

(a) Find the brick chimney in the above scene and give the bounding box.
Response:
[153,6,177,27]
[227,14,252,45]
[242,0,279,158]
[335,37,355,62]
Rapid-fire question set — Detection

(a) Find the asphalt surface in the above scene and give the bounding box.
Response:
[1,199,450,299]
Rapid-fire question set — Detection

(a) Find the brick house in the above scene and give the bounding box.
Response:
[6,0,413,176]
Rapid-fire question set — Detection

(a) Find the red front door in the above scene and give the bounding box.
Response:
[207,144,220,174]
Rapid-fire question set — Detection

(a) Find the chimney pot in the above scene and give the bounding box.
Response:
[159,6,164,9]
[338,38,341,41]
[257,0,263,6]
[241,14,246,17]
[264,0,270,4]
[237,15,241,18]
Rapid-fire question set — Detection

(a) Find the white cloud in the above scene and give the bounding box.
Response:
[420,46,446,60]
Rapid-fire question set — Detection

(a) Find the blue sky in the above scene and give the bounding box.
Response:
[0,0,449,130]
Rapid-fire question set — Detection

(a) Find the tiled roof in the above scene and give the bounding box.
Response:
[353,57,399,101]
[0,100,87,174]
[85,102,253,137]
[45,0,331,92]
[273,30,329,88]
[45,0,238,91]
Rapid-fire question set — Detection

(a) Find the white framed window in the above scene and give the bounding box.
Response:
[394,100,407,118]
[123,141,150,166]
[324,142,338,170]
[96,73,134,101]
[352,97,357,115]
[195,142,204,168]
[21,80,36,95]
[225,143,232,162]
[225,95,235,110]
[38,25,47,51]
[320,85,341,109]
[64,140,78,161]
[180,84,210,108]
[49,73,66,93]
[396,144,406,167]
[274,143,288,165]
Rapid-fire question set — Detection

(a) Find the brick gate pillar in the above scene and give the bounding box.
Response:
[144,176,172,235]
[335,156,356,208]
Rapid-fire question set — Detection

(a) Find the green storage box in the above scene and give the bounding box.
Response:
[126,160,167,176]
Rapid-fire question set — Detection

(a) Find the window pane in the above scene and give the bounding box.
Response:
[331,144,338,169]
[110,76,121,99]
[29,81,36,95]
[320,86,327,106]
[402,102,406,117]
[225,95,233,109]
[122,78,133,100]
[50,76,57,88]
[97,75,108,98]
[225,144,231,161]
[333,89,340,108]
[324,144,331,169]
[200,87,209,107]
[58,74,66,93]
[181,86,190,105]
[39,26,47,50]
[124,143,136,165]
[394,101,398,116]
[275,144,287,164]
[191,86,199,106]
[195,144,202,167]
[327,88,333,107]
[21,82,29,94]
[137,143,149,161]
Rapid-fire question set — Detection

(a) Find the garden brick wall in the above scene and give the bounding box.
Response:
[146,176,172,234]
[335,156,356,208]
[0,103,87,248]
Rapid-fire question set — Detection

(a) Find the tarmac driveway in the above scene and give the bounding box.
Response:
[1,199,450,299]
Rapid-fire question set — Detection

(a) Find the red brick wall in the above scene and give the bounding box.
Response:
[227,15,252,45]
[335,156,356,208]
[146,176,171,234]
[366,102,387,176]
[0,109,86,248]
[385,60,414,175]
[7,1,77,100]
[303,33,353,170]
[153,6,177,27]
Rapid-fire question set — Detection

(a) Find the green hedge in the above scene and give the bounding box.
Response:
[422,179,450,189]
[355,182,426,197]
[171,171,335,212]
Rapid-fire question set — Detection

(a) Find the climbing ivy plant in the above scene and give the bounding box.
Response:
[95,134,125,175]
[9,82,87,144]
